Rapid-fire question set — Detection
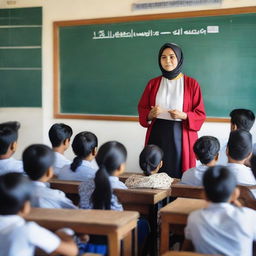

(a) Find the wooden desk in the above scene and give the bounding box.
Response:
[170,183,256,210]
[159,198,208,255]
[49,179,172,255]
[26,208,139,256]
[114,188,172,255]
[170,183,205,199]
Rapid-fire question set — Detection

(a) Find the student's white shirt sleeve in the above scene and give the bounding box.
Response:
[27,222,61,253]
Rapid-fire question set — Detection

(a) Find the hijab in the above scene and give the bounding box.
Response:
[158,43,184,80]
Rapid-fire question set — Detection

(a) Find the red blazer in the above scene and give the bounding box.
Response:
[138,75,206,172]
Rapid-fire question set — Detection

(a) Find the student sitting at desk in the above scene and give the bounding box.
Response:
[79,141,149,254]
[0,172,78,256]
[226,130,256,186]
[125,144,173,189]
[0,121,23,175]
[22,144,77,209]
[183,166,256,256]
[218,109,255,165]
[79,141,127,210]
[58,131,98,181]
[48,123,73,175]
[181,136,220,186]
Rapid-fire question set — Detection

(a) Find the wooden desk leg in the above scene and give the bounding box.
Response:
[123,226,138,256]
[160,218,169,255]
[132,226,138,256]
[108,232,120,256]
[123,231,132,256]
[149,204,159,256]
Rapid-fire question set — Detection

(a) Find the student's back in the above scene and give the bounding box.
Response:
[181,136,220,186]
[125,144,173,189]
[58,132,98,181]
[79,141,127,210]
[226,130,256,185]
[23,144,77,209]
[0,173,78,256]
[0,121,23,174]
[186,202,256,255]
[218,109,255,165]
[48,123,73,175]
[184,166,256,256]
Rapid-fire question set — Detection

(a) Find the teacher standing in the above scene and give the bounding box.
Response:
[138,43,206,178]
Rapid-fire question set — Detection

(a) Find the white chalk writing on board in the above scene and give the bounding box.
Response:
[92,26,219,39]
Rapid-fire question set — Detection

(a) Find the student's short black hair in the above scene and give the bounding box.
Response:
[0,172,32,215]
[22,144,55,181]
[203,166,237,203]
[0,121,20,155]
[193,136,220,165]
[139,145,163,176]
[48,123,73,147]
[230,109,255,131]
[227,130,252,161]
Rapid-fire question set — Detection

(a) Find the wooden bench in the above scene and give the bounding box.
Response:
[159,198,208,255]
[26,208,139,256]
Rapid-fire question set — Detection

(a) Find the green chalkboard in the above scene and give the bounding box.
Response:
[55,8,256,120]
[0,7,42,107]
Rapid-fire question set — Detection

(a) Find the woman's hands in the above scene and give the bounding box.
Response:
[169,109,187,120]
[148,105,164,121]
[148,106,187,121]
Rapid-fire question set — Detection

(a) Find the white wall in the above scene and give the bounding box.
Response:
[1,0,256,171]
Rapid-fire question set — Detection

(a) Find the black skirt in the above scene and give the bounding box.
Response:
[148,118,182,178]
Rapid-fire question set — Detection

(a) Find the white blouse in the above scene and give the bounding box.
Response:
[156,76,184,121]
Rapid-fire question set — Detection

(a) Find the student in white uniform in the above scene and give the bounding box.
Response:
[183,166,256,256]
[218,109,255,165]
[22,144,77,209]
[79,141,127,210]
[125,145,173,189]
[0,172,78,256]
[0,121,23,174]
[226,130,256,186]
[58,131,98,181]
[181,136,220,186]
[48,123,73,175]
[80,141,150,253]
[184,166,256,256]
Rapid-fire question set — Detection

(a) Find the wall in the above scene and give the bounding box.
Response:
[1,0,256,171]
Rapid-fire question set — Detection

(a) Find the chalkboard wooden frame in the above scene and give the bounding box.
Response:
[53,6,256,122]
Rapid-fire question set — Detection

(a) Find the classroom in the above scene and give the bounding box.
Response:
[0,0,255,172]
[0,0,256,255]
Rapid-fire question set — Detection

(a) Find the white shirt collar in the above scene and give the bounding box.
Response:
[0,215,25,229]
[208,202,232,209]
[32,181,50,188]
[109,176,119,182]
[0,157,13,163]
[81,160,94,168]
